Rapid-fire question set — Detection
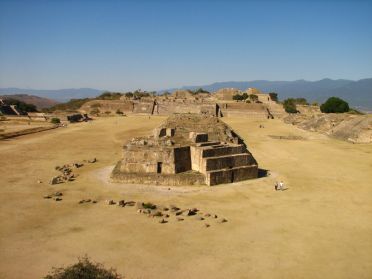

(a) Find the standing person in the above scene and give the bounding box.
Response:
[274,182,278,191]
[279,181,284,191]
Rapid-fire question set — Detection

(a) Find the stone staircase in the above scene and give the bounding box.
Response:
[190,135,258,186]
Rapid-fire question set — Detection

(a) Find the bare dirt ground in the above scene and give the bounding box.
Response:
[0,115,371,279]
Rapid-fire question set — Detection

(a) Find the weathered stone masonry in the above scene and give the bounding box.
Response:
[111,114,258,186]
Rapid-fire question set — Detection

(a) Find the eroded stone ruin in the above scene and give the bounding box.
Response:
[111,114,258,186]
[80,87,285,119]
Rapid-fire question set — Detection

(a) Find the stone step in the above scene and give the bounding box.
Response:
[201,144,246,158]
[196,141,221,147]
[206,165,258,186]
[202,153,256,172]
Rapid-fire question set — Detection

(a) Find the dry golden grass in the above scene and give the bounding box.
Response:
[0,115,371,279]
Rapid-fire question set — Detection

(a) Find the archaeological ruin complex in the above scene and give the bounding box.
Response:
[80,87,285,119]
[111,114,259,186]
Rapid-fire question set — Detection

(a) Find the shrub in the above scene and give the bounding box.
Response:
[44,256,123,279]
[320,97,349,113]
[241,93,248,100]
[194,88,209,94]
[50,118,61,124]
[249,94,258,102]
[104,111,111,115]
[283,98,298,113]
[116,109,123,115]
[97,92,123,100]
[232,94,244,101]
[142,202,156,209]
[312,101,319,106]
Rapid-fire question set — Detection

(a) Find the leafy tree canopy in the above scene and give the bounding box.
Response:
[283,98,299,113]
[320,97,349,113]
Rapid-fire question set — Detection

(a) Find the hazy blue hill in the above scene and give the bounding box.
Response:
[0,88,103,102]
[327,78,372,110]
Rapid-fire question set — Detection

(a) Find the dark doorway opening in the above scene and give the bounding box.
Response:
[157,162,162,174]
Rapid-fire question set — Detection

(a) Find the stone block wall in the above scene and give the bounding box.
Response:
[113,114,259,186]
[121,146,176,174]
[206,165,258,186]
[133,102,154,114]
[174,147,191,173]
[80,100,134,114]
[203,153,255,172]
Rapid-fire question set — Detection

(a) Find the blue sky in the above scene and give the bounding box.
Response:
[0,0,371,91]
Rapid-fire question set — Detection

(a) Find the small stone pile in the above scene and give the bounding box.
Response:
[43,191,63,201]
[79,199,98,204]
[49,158,97,185]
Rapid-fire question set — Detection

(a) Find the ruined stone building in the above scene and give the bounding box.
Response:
[111,114,258,186]
[80,88,285,119]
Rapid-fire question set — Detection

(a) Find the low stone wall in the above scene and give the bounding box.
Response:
[80,100,134,114]
[156,101,216,115]
[219,102,271,118]
[122,146,176,174]
[0,125,58,140]
[206,165,258,186]
[203,153,255,172]
[133,102,154,114]
[111,161,206,186]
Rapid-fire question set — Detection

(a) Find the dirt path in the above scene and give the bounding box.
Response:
[0,116,371,279]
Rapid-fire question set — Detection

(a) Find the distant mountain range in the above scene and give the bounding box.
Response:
[0,94,59,109]
[0,78,371,110]
[0,88,103,102]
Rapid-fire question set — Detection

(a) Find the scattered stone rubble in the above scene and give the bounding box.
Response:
[43,191,63,201]
[43,193,228,227]
[49,158,97,185]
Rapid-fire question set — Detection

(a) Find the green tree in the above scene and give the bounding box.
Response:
[320,97,349,113]
[283,98,298,113]
[194,88,210,94]
[96,92,123,100]
[241,93,248,100]
[249,94,258,102]
[233,94,244,101]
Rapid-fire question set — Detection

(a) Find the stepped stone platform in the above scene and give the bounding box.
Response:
[111,114,258,186]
